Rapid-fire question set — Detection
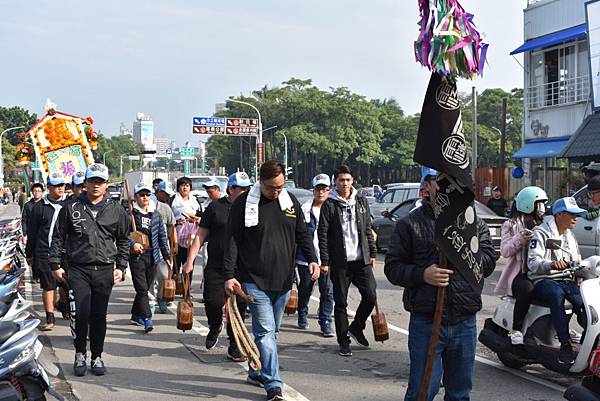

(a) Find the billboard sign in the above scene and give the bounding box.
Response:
[140,121,154,144]
[587,0,600,111]
[192,116,259,136]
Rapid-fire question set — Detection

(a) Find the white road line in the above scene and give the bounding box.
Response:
[309,295,564,393]
[167,298,311,401]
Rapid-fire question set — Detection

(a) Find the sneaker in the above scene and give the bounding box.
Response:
[157,299,168,314]
[73,353,87,377]
[266,387,285,401]
[339,339,352,357]
[320,322,335,338]
[570,329,582,344]
[205,328,220,350]
[509,330,524,345]
[246,375,267,388]
[348,325,369,348]
[559,342,575,364]
[144,319,154,333]
[297,316,308,330]
[90,356,106,376]
[130,315,144,326]
[227,344,247,362]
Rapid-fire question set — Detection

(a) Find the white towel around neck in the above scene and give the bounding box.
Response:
[244,182,293,227]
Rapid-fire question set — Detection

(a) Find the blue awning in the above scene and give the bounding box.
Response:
[513,138,570,159]
[510,24,587,55]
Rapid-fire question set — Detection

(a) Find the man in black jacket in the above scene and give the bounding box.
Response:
[49,163,129,377]
[318,164,377,357]
[224,160,319,401]
[21,183,44,282]
[26,173,67,330]
[384,172,496,401]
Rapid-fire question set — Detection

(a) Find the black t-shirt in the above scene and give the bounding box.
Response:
[487,197,508,217]
[223,192,316,292]
[133,210,153,249]
[198,197,231,271]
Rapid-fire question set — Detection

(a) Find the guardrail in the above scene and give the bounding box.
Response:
[526,75,590,110]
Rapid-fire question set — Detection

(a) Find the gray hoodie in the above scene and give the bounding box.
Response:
[329,187,362,262]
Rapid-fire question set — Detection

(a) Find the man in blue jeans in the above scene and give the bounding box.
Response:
[224,160,319,401]
[527,196,587,364]
[296,174,334,337]
[384,171,496,401]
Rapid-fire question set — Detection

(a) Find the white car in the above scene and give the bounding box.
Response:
[572,185,600,258]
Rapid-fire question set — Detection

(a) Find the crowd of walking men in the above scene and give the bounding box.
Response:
[20,160,497,401]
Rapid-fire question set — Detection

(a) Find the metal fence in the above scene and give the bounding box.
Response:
[526,75,590,110]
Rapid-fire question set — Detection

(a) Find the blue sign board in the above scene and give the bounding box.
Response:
[165,148,172,155]
[193,117,226,127]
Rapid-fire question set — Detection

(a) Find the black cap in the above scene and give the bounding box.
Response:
[588,175,600,192]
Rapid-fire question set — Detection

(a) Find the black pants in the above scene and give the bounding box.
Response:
[130,253,155,319]
[330,260,377,344]
[511,273,535,331]
[203,268,247,343]
[67,264,114,359]
[175,246,194,283]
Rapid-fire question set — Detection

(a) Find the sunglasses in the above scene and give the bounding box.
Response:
[137,192,151,197]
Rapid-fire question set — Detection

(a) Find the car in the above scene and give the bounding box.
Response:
[571,185,599,258]
[287,187,313,205]
[368,183,421,218]
[371,198,507,252]
[107,182,122,201]
[172,175,228,200]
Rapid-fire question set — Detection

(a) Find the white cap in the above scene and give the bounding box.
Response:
[134,182,152,194]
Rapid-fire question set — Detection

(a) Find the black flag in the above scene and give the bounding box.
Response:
[414,73,484,291]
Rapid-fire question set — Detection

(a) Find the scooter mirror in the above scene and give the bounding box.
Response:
[545,238,562,250]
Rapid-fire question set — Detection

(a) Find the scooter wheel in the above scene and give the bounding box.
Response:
[497,352,526,369]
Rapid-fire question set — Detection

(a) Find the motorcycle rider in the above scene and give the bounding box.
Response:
[527,196,587,364]
[583,175,600,221]
[495,186,547,345]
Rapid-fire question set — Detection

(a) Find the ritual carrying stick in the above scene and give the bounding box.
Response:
[418,253,448,401]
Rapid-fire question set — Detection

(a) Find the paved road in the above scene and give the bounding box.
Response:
[3,201,571,401]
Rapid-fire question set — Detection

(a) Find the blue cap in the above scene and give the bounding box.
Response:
[312,173,331,188]
[552,197,587,216]
[420,166,438,189]
[228,172,252,187]
[85,163,109,181]
[157,181,175,196]
[202,178,220,189]
[47,172,66,186]
[72,171,85,186]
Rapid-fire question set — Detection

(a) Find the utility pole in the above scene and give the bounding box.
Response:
[471,87,478,179]
[500,98,507,168]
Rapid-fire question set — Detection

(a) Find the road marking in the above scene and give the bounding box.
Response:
[166,298,311,401]
[309,295,564,393]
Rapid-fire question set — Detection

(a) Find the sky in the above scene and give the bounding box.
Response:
[0,0,525,147]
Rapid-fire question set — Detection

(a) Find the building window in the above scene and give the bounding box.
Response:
[528,40,590,109]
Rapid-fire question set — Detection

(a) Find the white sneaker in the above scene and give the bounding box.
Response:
[510,330,524,345]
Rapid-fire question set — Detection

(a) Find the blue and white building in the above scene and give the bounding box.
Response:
[511,0,597,198]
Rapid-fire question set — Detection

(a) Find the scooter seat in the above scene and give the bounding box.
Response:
[0,322,18,343]
[531,298,573,309]
[0,303,8,318]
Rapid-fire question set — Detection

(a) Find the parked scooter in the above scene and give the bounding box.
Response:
[0,319,63,400]
[479,239,600,374]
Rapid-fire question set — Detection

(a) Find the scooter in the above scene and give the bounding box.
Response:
[0,293,32,323]
[564,348,600,399]
[0,320,63,401]
[479,238,600,374]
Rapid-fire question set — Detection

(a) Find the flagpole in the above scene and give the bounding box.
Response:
[417,253,447,401]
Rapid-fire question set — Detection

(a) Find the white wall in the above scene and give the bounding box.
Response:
[525,102,592,140]
[524,0,587,39]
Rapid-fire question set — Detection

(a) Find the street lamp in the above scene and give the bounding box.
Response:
[0,126,25,187]
[103,149,114,165]
[227,98,263,177]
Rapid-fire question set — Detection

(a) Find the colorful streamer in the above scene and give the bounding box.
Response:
[414,0,488,79]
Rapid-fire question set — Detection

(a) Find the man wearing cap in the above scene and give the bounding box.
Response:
[49,163,130,376]
[487,186,509,217]
[527,196,587,365]
[69,171,86,200]
[184,172,252,361]
[202,178,224,208]
[26,172,67,330]
[296,173,334,337]
[153,181,178,313]
[129,183,171,332]
[583,175,600,221]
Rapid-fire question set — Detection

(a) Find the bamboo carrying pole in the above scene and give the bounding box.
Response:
[417,253,448,401]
